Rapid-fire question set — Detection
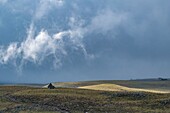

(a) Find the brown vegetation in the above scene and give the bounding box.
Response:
[0,86,170,113]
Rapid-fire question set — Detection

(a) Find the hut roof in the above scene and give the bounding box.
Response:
[47,83,55,89]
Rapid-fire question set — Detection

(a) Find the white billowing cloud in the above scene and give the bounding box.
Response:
[0,9,95,70]
[0,21,89,68]
[0,43,18,64]
[20,23,66,63]
[53,31,70,40]
[53,28,90,58]
[21,31,53,62]
[88,9,128,34]
[35,0,64,20]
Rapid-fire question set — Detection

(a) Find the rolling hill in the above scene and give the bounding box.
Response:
[48,79,170,93]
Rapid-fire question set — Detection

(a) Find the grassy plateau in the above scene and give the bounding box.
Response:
[0,80,170,113]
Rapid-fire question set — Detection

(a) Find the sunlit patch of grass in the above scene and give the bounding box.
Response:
[79,84,170,93]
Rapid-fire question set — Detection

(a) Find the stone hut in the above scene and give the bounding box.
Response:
[47,83,55,89]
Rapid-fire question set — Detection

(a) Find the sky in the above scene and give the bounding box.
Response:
[0,0,170,83]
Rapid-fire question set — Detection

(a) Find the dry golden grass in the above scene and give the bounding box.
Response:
[79,84,170,93]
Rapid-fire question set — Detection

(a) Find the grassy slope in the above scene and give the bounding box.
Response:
[0,80,170,113]
[0,86,170,113]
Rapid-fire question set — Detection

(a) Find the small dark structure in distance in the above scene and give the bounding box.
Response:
[47,83,55,89]
[158,77,168,81]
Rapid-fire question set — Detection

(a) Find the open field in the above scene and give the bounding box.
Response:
[0,80,170,113]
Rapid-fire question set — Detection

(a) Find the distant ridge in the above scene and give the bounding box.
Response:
[131,78,170,81]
